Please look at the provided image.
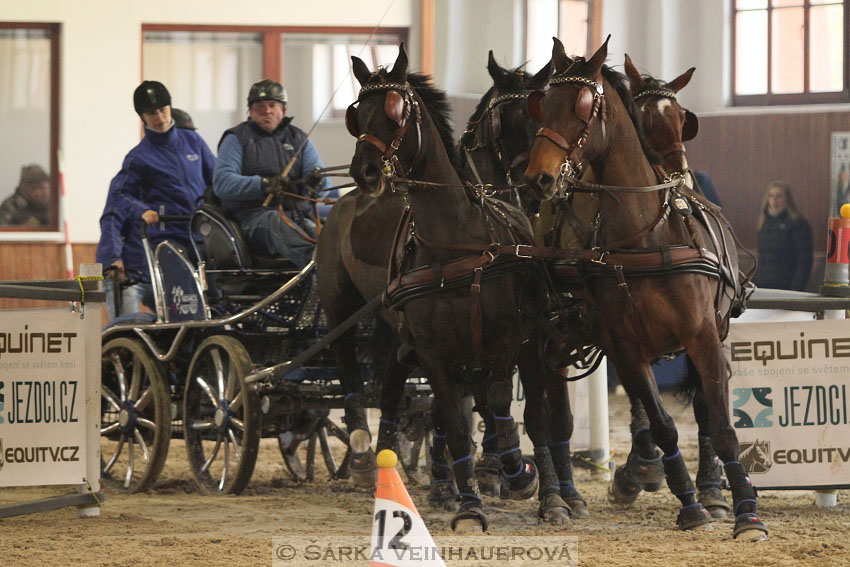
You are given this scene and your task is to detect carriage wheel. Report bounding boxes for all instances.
[279,415,351,481]
[100,337,171,493]
[183,335,260,494]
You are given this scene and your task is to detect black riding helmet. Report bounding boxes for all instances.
[134,80,171,115]
[247,79,287,107]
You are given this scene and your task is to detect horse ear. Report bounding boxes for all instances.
[351,56,372,87]
[487,50,510,83]
[389,43,409,82]
[551,37,572,74]
[623,53,643,96]
[586,35,610,79]
[531,59,552,88]
[667,67,696,94]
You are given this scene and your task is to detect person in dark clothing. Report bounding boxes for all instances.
[752,180,813,291]
[0,164,50,226]
[213,79,329,268]
[96,84,215,319]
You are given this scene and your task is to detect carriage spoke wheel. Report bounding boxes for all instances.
[279,416,351,481]
[100,338,171,493]
[183,335,260,494]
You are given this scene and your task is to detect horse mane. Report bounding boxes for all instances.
[600,65,662,165]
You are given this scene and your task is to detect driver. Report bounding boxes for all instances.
[213,79,329,268]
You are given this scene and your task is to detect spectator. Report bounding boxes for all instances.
[752,180,813,291]
[0,164,50,226]
[213,79,329,268]
[96,84,215,319]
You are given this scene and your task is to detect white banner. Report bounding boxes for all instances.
[0,309,88,486]
[726,318,850,488]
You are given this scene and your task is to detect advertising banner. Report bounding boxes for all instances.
[727,318,850,489]
[0,309,88,486]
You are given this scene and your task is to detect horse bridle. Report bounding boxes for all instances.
[345,81,423,179]
[532,74,606,194]
[633,85,699,159]
[462,91,534,186]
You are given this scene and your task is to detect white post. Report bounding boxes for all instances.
[78,263,102,518]
[587,357,611,480]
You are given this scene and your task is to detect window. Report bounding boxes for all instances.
[526,0,602,72]
[279,33,402,121]
[733,0,848,105]
[0,23,59,232]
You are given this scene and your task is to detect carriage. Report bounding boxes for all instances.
[99,203,433,495]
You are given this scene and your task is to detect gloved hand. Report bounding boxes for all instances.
[305,166,324,188]
[261,174,299,209]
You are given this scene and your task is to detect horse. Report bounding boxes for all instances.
[457,50,588,516]
[342,42,572,530]
[524,37,768,541]
[605,55,732,518]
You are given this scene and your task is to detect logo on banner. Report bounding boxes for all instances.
[170,286,198,315]
[739,439,772,474]
[732,387,773,428]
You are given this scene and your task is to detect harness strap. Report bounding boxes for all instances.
[470,267,483,370]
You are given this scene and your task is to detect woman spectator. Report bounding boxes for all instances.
[753,180,813,291]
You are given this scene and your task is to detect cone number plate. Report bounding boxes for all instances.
[374,509,413,550]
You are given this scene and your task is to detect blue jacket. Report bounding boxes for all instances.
[96,124,216,282]
[213,117,329,220]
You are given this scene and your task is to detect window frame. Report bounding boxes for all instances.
[732,0,850,106]
[0,22,61,234]
[524,0,603,62]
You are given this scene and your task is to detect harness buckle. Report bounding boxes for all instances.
[515,244,533,259]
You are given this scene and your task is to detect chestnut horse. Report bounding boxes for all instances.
[524,37,767,541]
[605,55,732,518]
[329,43,571,530]
[458,50,588,516]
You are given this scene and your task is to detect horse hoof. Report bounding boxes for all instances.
[609,467,642,505]
[628,453,665,491]
[676,504,713,531]
[349,430,377,488]
[539,494,572,525]
[566,498,590,519]
[475,455,501,497]
[428,481,459,511]
[733,513,768,541]
[506,457,539,501]
[699,488,731,519]
[451,506,488,533]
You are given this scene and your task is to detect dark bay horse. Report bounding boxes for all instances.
[458,50,588,517]
[524,37,767,541]
[606,55,731,518]
[341,43,571,530]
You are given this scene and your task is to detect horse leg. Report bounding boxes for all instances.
[518,338,580,522]
[427,405,459,511]
[689,357,731,519]
[685,333,768,541]
[470,380,501,497]
[610,393,665,504]
[611,351,712,531]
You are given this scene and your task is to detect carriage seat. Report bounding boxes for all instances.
[190,203,300,296]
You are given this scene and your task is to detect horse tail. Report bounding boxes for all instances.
[674,354,700,405]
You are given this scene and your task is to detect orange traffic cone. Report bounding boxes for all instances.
[369,449,446,567]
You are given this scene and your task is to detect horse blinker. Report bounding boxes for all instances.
[345,103,360,137]
[527,90,545,122]
[385,90,407,127]
[682,109,699,141]
[575,87,595,123]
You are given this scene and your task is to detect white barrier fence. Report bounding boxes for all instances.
[0,264,102,518]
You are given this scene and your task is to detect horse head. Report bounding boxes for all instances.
[624,54,698,174]
[525,36,610,201]
[346,43,423,197]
